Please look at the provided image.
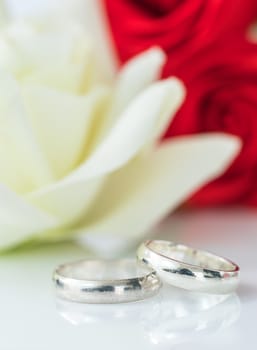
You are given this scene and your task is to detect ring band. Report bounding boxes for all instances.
[137,240,240,294]
[53,259,161,303]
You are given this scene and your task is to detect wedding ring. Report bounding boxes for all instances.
[53,259,161,303]
[137,240,240,294]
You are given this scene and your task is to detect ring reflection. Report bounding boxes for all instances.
[56,286,240,347]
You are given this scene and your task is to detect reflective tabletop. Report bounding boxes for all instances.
[1,208,257,350]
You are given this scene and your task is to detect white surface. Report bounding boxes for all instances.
[1,208,257,350]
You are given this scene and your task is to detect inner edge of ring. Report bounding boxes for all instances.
[54,259,159,285]
[145,240,239,273]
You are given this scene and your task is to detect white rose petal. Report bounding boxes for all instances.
[77,134,240,242]
[110,47,166,117]
[0,184,58,248]
[22,84,108,179]
[27,78,184,221]
[0,70,54,193]
[28,177,105,223]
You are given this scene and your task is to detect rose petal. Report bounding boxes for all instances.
[0,184,58,249]
[91,48,168,148]
[67,78,185,182]
[0,21,92,80]
[80,0,117,81]
[0,71,54,192]
[23,61,91,94]
[0,22,69,69]
[22,83,108,179]
[4,0,58,19]
[4,0,116,79]
[76,134,240,242]
[110,47,166,117]
[148,77,185,144]
[28,177,104,223]
[27,79,182,221]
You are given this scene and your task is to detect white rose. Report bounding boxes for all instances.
[0,14,239,250]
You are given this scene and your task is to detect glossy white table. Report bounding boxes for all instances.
[1,208,257,350]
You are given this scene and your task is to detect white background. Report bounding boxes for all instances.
[1,208,257,350]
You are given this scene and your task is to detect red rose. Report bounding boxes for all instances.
[104,0,257,73]
[165,39,257,205]
[104,0,257,205]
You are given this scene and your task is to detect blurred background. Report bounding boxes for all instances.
[104,0,257,207]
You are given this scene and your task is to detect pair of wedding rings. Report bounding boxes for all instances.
[53,240,240,303]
